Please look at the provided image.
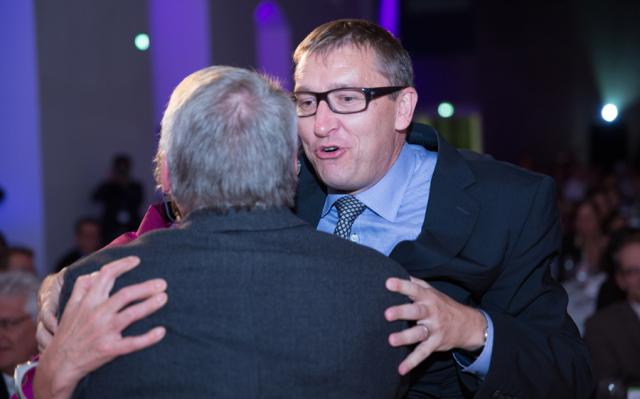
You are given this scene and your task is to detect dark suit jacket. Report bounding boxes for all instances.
[296,123,594,399]
[60,208,410,398]
[584,302,640,386]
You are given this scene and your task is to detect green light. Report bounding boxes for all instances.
[134,33,150,51]
[437,102,455,118]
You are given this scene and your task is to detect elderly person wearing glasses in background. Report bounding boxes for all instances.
[0,272,39,399]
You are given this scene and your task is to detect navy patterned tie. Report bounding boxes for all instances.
[333,195,367,240]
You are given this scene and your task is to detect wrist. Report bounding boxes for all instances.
[462,309,488,352]
[35,348,82,399]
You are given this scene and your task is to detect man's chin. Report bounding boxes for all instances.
[321,177,361,194]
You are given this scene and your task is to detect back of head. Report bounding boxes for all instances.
[158,66,298,214]
[293,18,414,88]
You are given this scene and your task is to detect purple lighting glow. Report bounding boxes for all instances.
[379,0,399,37]
[254,1,284,26]
[254,1,291,89]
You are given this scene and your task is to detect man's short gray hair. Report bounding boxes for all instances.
[0,271,41,320]
[157,66,298,215]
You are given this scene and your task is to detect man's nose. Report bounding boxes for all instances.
[313,100,338,137]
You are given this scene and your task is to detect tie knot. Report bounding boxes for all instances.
[333,195,366,240]
[335,195,366,216]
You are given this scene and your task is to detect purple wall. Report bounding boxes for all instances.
[0,1,46,274]
[150,0,212,126]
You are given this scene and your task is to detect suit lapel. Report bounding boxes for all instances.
[391,124,479,275]
[295,156,327,226]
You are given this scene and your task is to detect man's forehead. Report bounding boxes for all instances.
[294,45,384,90]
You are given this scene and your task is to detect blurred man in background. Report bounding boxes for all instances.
[53,218,101,273]
[585,229,640,392]
[0,271,39,399]
[6,248,36,275]
[92,154,143,243]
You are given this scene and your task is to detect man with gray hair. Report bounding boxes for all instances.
[0,271,39,399]
[33,66,410,399]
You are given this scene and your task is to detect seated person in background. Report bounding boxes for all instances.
[6,248,36,276]
[53,218,102,273]
[584,229,640,390]
[0,271,39,399]
[561,199,609,334]
[33,66,410,399]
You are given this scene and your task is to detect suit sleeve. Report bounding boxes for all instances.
[473,176,594,399]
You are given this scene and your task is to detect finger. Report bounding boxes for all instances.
[105,279,167,314]
[113,326,166,357]
[36,323,53,352]
[398,339,438,376]
[386,277,429,301]
[409,276,431,289]
[40,308,59,335]
[385,302,429,322]
[90,256,142,300]
[65,274,94,312]
[113,292,168,331]
[388,324,431,347]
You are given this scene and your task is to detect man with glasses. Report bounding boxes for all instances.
[290,19,592,398]
[0,271,39,399]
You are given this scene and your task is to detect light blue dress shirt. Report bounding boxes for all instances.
[316,143,493,378]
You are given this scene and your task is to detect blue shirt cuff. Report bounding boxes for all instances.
[452,310,494,379]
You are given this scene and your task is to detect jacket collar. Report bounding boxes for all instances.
[180,207,308,233]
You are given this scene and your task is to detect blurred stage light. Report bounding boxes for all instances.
[134,33,150,51]
[437,102,455,118]
[600,103,618,122]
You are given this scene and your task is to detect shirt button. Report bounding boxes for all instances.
[350,233,359,242]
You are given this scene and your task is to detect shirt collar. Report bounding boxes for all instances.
[320,144,414,222]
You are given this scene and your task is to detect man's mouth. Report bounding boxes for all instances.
[315,145,344,159]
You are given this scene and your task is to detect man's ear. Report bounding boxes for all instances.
[160,157,171,194]
[394,87,418,131]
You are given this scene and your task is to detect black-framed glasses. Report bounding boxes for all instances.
[292,86,407,117]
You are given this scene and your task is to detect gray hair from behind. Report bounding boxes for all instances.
[157,66,298,215]
[0,271,41,320]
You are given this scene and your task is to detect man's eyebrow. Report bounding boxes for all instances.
[294,83,360,92]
